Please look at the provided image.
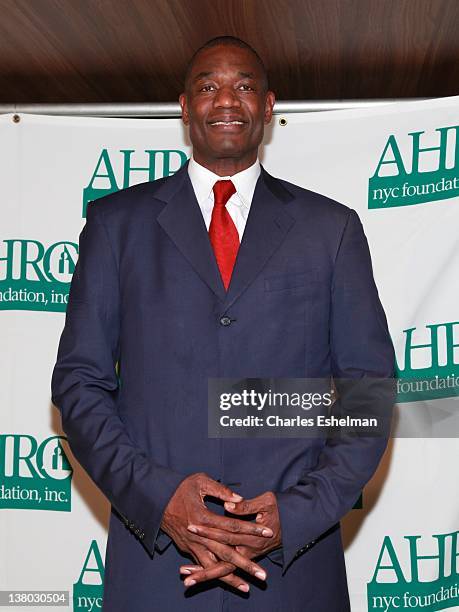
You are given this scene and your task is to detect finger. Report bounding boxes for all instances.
[200,537,267,581]
[197,513,273,537]
[185,543,216,583]
[187,550,249,592]
[224,496,267,515]
[200,477,243,503]
[180,564,203,575]
[220,573,250,593]
[186,563,251,593]
[185,560,240,584]
[187,524,271,545]
[235,545,253,557]
[185,546,249,592]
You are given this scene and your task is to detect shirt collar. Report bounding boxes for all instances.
[188,155,261,208]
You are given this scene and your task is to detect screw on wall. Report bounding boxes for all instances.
[13,114,20,123]
[278,117,288,126]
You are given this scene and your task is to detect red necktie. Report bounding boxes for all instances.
[209,180,239,290]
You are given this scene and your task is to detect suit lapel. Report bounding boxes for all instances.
[155,162,227,301]
[222,166,296,311]
[154,162,296,307]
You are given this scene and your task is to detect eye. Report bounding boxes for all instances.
[200,84,216,92]
[238,83,254,91]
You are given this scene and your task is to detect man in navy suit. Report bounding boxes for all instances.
[51,36,395,611]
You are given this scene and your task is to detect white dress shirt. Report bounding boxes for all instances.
[187,155,261,241]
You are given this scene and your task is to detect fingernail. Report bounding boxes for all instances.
[238,584,250,592]
[256,513,262,521]
[187,525,198,533]
[231,494,243,501]
[180,568,191,574]
[262,528,273,537]
[255,571,266,580]
[225,502,235,510]
[184,578,196,587]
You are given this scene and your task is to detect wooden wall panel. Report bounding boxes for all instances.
[0,0,457,103]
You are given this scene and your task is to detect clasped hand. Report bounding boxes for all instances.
[160,472,282,592]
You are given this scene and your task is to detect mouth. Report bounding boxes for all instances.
[208,119,247,130]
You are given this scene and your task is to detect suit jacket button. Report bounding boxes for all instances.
[220,316,231,326]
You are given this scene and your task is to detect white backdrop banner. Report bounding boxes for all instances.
[1,96,458,611]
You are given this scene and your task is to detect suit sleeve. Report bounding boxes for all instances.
[51,201,188,557]
[273,208,396,573]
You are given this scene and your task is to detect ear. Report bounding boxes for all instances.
[179,93,190,125]
[264,90,276,124]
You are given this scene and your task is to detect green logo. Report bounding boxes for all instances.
[0,434,72,511]
[368,531,459,611]
[0,238,78,312]
[369,126,459,209]
[82,148,188,217]
[73,540,104,611]
[396,321,459,402]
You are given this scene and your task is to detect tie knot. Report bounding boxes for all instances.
[213,180,236,207]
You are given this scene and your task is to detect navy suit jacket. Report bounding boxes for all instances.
[51,161,395,611]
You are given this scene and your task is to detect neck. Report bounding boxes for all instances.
[192,151,258,176]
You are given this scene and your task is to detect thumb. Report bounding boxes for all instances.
[201,476,243,503]
[224,497,263,514]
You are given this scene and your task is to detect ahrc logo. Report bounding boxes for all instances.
[0,239,78,312]
[368,531,459,611]
[369,125,459,209]
[82,148,188,217]
[0,434,73,511]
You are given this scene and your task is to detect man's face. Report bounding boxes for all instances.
[179,45,275,169]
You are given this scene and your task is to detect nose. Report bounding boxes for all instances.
[213,85,241,108]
